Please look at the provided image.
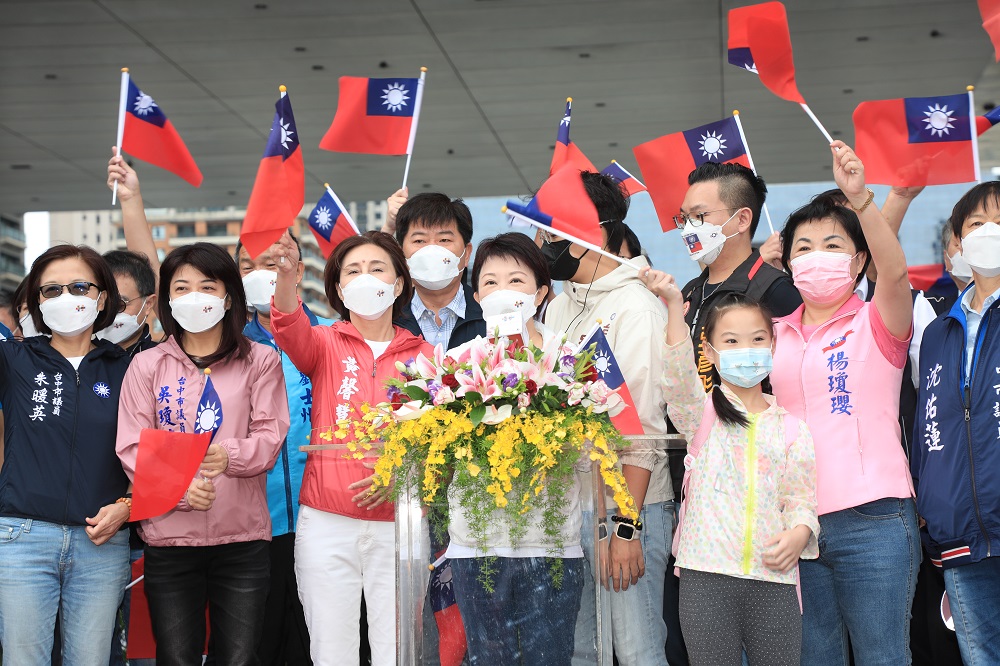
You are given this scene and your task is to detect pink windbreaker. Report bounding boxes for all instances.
[270,298,433,522]
[116,336,290,547]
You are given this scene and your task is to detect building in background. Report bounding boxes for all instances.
[0,213,26,296]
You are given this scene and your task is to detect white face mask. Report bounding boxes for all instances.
[948,252,974,283]
[961,223,1000,278]
[407,244,464,291]
[19,312,42,338]
[479,289,539,325]
[39,293,101,337]
[169,292,227,333]
[681,210,740,266]
[340,274,398,321]
[97,299,149,345]
[242,270,278,314]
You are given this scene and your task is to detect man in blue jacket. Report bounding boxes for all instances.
[913,181,1000,664]
[237,233,332,666]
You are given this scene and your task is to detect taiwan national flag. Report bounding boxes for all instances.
[600,161,647,196]
[504,164,603,248]
[979,0,1000,60]
[240,88,306,259]
[320,76,423,155]
[194,373,223,442]
[579,325,643,435]
[728,2,805,104]
[429,551,467,666]
[121,78,203,187]
[309,186,361,258]
[550,98,596,176]
[130,429,212,522]
[854,93,978,187]
[977,104,1000,135]
[633,116,750,232]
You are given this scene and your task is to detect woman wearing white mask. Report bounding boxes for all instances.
[270,230,433,666]
[769,142,917,666]
[0,244,133,664]
[115,242,289,664]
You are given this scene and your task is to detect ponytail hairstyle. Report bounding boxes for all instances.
[700,292,775,429]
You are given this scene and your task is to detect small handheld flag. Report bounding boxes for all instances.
[130,429,212,522]
[113,69,203,205]
[194,370,224,442]
[854,90,980,187]
[600,161,647,196]
[979,0,1000,61]
[309,184,362,258]
[240,86,306,259]
[551,98,596,176]
[428,550,468,666]
[579,324,643,435]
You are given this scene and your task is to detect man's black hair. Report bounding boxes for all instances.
[687,162,768,237]
[103,250,156,297]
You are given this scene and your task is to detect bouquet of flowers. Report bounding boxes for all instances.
[324,333,639,580]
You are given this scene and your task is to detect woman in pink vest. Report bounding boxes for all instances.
[769,141,917,666]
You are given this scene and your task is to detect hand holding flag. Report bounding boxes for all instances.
[130,429,212,522]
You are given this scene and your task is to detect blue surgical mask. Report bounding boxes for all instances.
[708,345,773,388]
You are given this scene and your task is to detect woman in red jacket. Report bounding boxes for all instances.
[270,230,433,666]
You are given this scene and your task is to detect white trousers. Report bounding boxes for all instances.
[295,505,397,666]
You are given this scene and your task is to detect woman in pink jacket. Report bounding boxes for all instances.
[116,243,289,665]
[769,143,916,665]
[270,230,432,666]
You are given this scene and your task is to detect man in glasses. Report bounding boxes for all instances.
[98,251,159,357]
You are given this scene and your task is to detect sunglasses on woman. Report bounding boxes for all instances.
[38,281,100,299]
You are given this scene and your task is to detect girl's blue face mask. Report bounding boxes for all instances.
[707,344,773,388]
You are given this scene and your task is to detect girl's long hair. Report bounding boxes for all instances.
[701,292,774,429]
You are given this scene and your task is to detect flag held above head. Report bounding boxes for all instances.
[551,97,597,176]
[633,115,751,233]
[309,184,362,258]
[320,73,425,156]
[118,74,203,188]
[979,0,1000,61]
[130,429,212,522]
[240,86,306,259]
[854,91,979,187]
[504,164,604,248]
[600,160,647,196]
[728,1,804,105]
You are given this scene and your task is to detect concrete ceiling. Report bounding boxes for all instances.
[2,0,999,216]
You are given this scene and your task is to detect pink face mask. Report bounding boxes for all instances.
[790,251,858,305]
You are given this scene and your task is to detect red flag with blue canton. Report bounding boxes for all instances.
[240,89,305,259]
[429,550,467,666]
[130,429,212,522]
[633,116,750,232]
[320,77,420,155]
[728,2,805,104]
[579,325,643,435]
[979,0,1000,60]
[600,161,647,196]
[550,98,596,176]
[121,78,203,187]
[854,93,977,187]
[308,188,361,258]
[505,165,603,248]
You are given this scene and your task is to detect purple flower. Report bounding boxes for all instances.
[426,380,441,399]
[387,385,402,402]
[502,373,519,391]
[560,354,577,369]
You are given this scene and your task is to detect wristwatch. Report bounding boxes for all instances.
[598,519,608,541]
[611,515,643,541]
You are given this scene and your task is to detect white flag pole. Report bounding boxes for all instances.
[732,110,774,235]
[112,67,130,205]
[969,85,982,184]
[324,183,361,235]
[502,206,635,268]
[401,67,427,190]
[799,103,834,145]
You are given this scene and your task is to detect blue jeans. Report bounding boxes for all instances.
[451,556,585,666]
[943,556,1000,665]
[0,518,129,665]
[800,497,920,666]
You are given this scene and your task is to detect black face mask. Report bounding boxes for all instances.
[541,239,589,282]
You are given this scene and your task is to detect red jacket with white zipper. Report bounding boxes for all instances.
[270,299,433,522]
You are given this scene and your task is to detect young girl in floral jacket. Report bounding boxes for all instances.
[642,273,820,666]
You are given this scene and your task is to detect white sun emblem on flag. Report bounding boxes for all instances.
[923,104,956,137]
[313,206,333,231]
[593,350,613,376]
[698,131,728,160]
[560,114,571,126]
[197,399,222,432]
[278,118,296,150]
[133,93,158,116]
[381,83,410,112]
[745,61,758,73]
[93,382,111,398]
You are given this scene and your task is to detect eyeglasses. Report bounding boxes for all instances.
[118,294,148,313]
[671,208,739,230]
[38,281,99,299]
